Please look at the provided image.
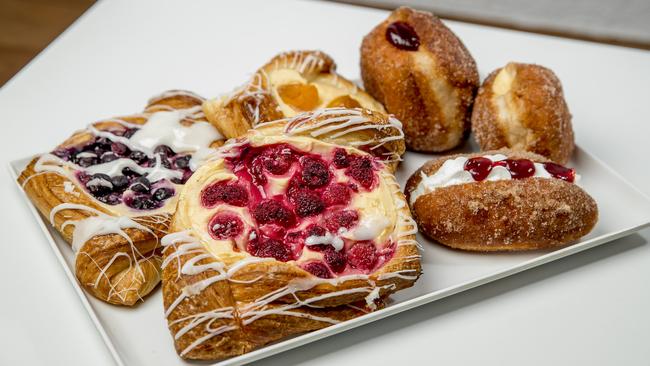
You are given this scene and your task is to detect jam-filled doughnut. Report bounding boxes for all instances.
[472,62,575,164]
[360,6,479,152]
[405,150,598,251]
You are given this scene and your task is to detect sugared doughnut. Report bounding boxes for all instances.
[360,6,479,152]
[405,150,598,251]
[472,62,575,164]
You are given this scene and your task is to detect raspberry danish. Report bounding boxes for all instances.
[18,90,225,305]
[203,50,386,139]
[406,150,598,251]
[161,110,420,359]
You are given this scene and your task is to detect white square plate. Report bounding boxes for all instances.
[9,141,650,365]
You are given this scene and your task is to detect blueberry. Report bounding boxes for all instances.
[174,155,190,169]
[128,195,159,210]
[159,155,172,169]
[123,128,138,138]
[111,142,130,157]
[122,167,141,177]
[154,145,175,157]
[111,175,129,191]
[100,152,118,163]
[130,177,150,193]
[97,192,122,205]
[129,151,147,163]
[76,156,97,168]
[152,187,174,201]
[86,173,113,196]
[53,148,74,161]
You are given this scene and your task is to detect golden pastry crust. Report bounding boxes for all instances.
[204,50,386,139]
[18,91,224,305]
[254,108,405,172]
[405,150,598,251]
[471,62,575,164]
[162,127,420,359]
[361,6,479,152]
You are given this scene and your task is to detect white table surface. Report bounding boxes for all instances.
[0,0,649,365]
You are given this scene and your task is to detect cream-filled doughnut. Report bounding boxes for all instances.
[472,62,575,164]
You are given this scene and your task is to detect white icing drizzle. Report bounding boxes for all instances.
[409,154,569,205]
[305,231,345,251]
[344,215,391,241]
[49,202,159,303]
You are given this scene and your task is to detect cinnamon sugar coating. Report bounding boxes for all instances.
[405,150,598,251]
[361,6,479,152]
[471,62,575,164]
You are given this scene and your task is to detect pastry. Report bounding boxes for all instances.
[161,109,421,359]
[471,62,575,164]
[203,50,386,139]
[405,150,597,251]
[18,90,225,305]
[360,6,479,152]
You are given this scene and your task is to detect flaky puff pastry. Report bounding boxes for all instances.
[203,50,386,139]
[162,111,420,360]
[472,62,575,164]
[405,150,597,251]
[18,90,225,305]
[361,6,479,152]
[254,107,405,172]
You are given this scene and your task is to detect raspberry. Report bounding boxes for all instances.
[259,144,294,175]
[304,224,329,252]
[332,148,350,168]
[324,249,347,273]
[346,156,375,189]
[200,181,249,208]
[325,210,359,231]
[322,183,351,206]
[253,199,296,227]
[208,214,243,240]
[293,189,325,217]
[302,261,332,279]
[247,235,293,262]
[300,156,330,188]
[347,241,377,271]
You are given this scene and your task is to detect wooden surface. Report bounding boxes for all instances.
[0,0,94,86]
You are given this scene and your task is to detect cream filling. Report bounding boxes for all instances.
[492,64,533,149]
[177,135,398,261]
[409,154,573,205]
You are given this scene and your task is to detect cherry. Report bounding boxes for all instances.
[543,162,575,182]
[464,157,493,181]
[302,261,332,279]
[300,156,330,188]
[385,21,420,51]
[200,181,249,208]
[253,199,296,227]
[347,241,377,271]
[322,183,351,206]
[495,159,535,179]
[208,214,243,240]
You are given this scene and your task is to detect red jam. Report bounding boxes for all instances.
[200,143,395,277]
[464,157,575,182]
[543,162,576,182]
[385,21,420,51]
